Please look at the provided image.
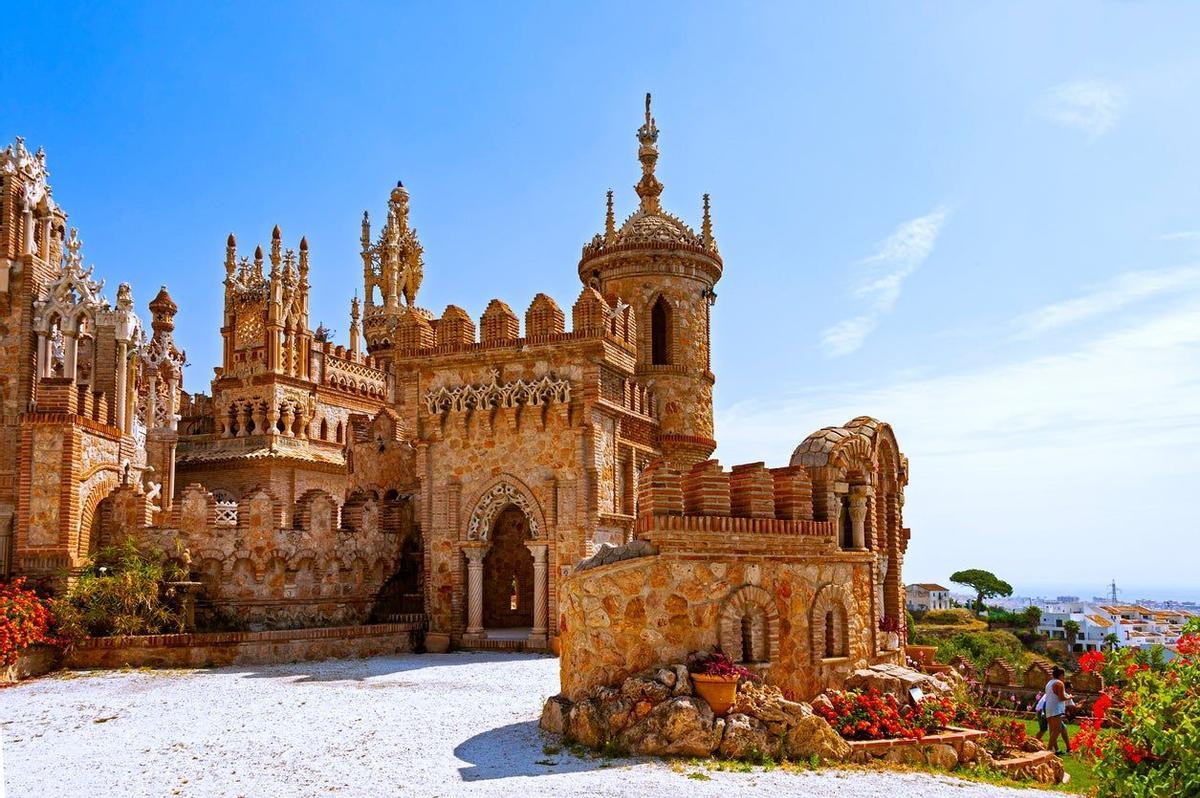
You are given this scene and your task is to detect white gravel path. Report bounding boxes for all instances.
[1,652,1060,798]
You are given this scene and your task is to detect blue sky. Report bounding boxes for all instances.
[5,2,1199,600]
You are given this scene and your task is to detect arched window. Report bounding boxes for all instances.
[651,295,671,365]
[824,610,835,658]
[335,420,344,443]
[319,418,329,440]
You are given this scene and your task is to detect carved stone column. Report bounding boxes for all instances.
[146,371,158,429]
[63,330,78,382]
[849,488,868,551]
[36,332,48,379]
[526,542,549,648]
[462,542,490,642]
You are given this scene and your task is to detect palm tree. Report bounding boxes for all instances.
[1064,619,1081,652]
[1102,633,1120,652]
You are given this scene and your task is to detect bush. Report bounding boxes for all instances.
[0,578,56,666]
[934,630,1029,673]
[51,539,188,641]
[924,608,976,625]
[1071,633,1200,797]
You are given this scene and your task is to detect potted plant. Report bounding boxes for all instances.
[688,651,753,716]
[879,614,901,650]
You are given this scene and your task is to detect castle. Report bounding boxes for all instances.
[0,97,911,691]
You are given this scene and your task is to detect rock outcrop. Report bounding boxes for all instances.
[542,663,850,762]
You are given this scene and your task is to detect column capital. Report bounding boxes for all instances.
[525,542,549,558]
[461,541,490,564]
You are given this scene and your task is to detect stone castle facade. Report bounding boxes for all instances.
[0,97,911,688]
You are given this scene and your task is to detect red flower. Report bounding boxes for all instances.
[1079,650,1105,674]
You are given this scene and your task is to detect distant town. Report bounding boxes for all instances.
[907,582,1199,656]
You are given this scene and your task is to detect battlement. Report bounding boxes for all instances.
[33,377,117,428]
[376,287,638,359]
[636,458,824,532]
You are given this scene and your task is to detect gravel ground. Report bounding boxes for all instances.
[1,652,1060,798]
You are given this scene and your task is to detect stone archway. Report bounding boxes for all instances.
[482,506,533,630]
[461,478,549,649]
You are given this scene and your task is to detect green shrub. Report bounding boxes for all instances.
[923,608,976,625]
[51,539,188,641]
[934,630,1029,673]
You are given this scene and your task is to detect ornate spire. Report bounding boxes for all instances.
[635,92,663,213]
[389,180,409,229]
[269,225,282,276]
[225,233,237,277]
[604,189,616,241]
[253,244,264,279]
[298,236,309,280]
[701,194,713,247]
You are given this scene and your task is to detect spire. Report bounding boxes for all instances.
[225,233,237,276]
[635,92,663,213]
[298,236,309,279]
[604,189,616,242]
[253,244,264,278]
[269,225,282,276]
[349,294,361,356]
[701,194,713,247]
[389,180,409,229]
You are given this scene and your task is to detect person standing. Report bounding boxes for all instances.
[1044,666,1073,755]
[1033,690,1048,742]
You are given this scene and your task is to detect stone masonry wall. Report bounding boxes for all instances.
[558,551,885,702]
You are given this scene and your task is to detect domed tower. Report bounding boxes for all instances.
[578,95,722,467]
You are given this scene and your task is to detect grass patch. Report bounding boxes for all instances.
[686,771,713,781]
[1016,718,1097,795]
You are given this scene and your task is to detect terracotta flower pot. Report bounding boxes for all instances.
[691,672,739,716]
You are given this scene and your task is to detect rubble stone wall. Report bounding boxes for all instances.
[558,550,893,702]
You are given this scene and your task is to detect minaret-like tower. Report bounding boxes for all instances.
[578,95,723,467]
[361,181,426,366]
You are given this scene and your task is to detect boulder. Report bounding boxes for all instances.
[960,739,979,764]
[782,715,851,762]
[671,664,692,696]
[619,695,722,757]
[1021,737,1047,753]
[717,713,781,760]
[621,674,671,705]
[567,699,607,748]
[924,742,959,770]
[845,663,952,698]
[884,746,926,766]
[654,667,677,689]
[540,695,572,735]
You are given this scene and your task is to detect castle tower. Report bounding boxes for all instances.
[361,181,426,368]
[578,95,723,467]
[141,285,185,509]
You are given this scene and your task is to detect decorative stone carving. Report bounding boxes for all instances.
[424,371,571,415]
[466,481,541,540]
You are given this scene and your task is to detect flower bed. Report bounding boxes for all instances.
[815,686,1064,784]
[0,578,58,682]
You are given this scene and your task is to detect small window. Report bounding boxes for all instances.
[651,296,671,365]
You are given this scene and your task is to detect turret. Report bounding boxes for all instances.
[577,94,723,468]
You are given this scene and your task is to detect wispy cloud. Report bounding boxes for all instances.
[1160,231,1200,242]
[1014,265,1200,337]
[820,206,949,356]
[1042,80,1126,139]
